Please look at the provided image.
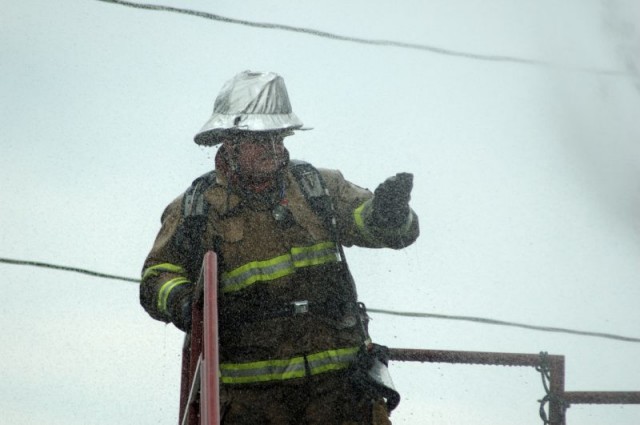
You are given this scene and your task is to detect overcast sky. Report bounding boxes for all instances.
[1,0,639,424]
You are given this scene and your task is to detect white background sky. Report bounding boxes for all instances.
[1,0,639,424]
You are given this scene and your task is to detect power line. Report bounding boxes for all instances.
[0,257,139,283]
[2,256,639,344]
[95,0,629,77]
[368,308,640,344]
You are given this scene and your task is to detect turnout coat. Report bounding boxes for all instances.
[141,162,419,385]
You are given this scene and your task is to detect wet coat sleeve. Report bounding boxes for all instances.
[140,195,195,323]
[319,169,419,249]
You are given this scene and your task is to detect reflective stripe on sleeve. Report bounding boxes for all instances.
[219,346,359,384]
[353,200,377,243]
[142,263,187,281]
[221,242,340,293]
[157,277,190,315]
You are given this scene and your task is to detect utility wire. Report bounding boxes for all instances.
[368,308,640,344]
[95,0,629,77]
[0,257,139,283]
[2,256,639,344]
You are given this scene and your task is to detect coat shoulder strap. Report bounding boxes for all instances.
[182,170,217,219]
[288,159,336,233]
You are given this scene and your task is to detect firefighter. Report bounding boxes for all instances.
[140,70,419,425]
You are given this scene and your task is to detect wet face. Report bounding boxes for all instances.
[220,133,289,187]
[235,135,286,176]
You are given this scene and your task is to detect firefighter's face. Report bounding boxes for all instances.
[233,133,287,178]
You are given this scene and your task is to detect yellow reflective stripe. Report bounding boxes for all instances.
[307,346,359,375]
[221,242,340,293]
[354,202,366,230]
[222,254,295,293]
[142,263,186,281]
[219,346,359,384]
[353,201,377,242]
[157,277,189,315]
[220,356,307,384]
[291,242,339,267]
[354,200,414,241]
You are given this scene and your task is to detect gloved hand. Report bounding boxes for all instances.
[370,172,414,228]
[167,285,193,332]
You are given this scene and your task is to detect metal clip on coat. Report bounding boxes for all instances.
[292,300,310,315]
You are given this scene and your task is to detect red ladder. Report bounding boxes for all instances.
[179,251,220,425]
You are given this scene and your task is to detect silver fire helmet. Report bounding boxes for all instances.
[194,71,309,146]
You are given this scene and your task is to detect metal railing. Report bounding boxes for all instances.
[389,348,640,424]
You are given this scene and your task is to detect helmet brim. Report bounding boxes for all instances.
[194,112,311,146]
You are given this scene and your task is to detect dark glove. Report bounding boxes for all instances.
[370,172,414,228]
[167,285,193,332]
